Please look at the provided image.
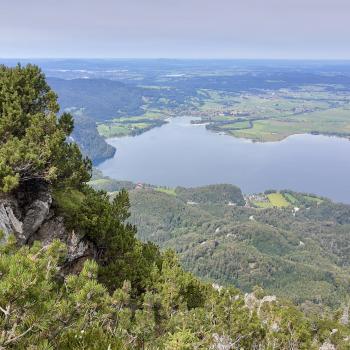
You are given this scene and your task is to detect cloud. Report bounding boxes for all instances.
[1,0,350,58]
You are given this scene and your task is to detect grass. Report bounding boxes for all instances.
[252,192,324,208]
[267,193,290,207]
[155,187,177,196]
[115,111,164,122]
[194,87,350,142]
[97,110,168,138]
[228,106,350,142]
[97,121,156,138]
[252,192,290,208]
[252,200,273,208]
[303,195,324,204]
[218,121,251,130]
[97,124,130,138]
[283,193,298,204]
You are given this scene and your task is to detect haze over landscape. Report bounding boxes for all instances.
[1,1,350,349]
[2,0,350,59]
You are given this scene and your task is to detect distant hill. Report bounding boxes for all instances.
[71,115,116,164]
[46,77,147,163]
[125,185,350,310]
[89,173,350,309]
[48,77,145,120]
[176,184,245,206]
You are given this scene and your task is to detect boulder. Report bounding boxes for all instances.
[319,342,336,350]
[21,192,52,243]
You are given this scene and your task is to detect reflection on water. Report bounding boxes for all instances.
[98,117,350,204]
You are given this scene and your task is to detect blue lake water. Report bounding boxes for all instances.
[98,117,350,204]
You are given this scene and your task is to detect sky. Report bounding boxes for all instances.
[1,0,350,59]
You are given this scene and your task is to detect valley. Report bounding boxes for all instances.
[3,0,350,345]
[3,58,350,324]
[4,59,350,149]
[97,116,350,204]
[88,175,350,311]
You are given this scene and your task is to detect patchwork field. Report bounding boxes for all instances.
[248,191,324,208]
[86,75,350,143]
[191,87,350,142]
[230,106,350,141]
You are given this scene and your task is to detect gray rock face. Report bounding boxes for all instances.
[340,305,349,325]
[0,200,23,242]
[30,215,66,245]
[319,342,336,350]
[21,201,50,243]
[210,334,233,350]
[20,190,52,243]
[67,230,90,261]
[0,187,96,273]
[0,203,13,240]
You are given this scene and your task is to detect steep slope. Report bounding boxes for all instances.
[0,183,97,272]
[128,187,350,309]
[71,114,116,163]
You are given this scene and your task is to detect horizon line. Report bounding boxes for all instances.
[2,57,350,62]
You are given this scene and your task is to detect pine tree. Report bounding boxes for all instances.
[0,64,91,193]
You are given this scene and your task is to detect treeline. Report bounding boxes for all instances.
[128,187,350,311]
[1,64,350,349]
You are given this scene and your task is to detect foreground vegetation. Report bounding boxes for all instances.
[1,64,350,349]
[6,238,350,349]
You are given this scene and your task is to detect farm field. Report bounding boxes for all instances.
[97,111,168,138]
[283,192,298,204]
[267,193,290,207]
[249,191,324,208]
[191,87,350,142]
[230,106,350,141]
[155,187,177,196]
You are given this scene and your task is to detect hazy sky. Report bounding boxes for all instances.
[1,0,350,59]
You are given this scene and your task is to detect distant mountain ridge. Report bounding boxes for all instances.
[48,77,145,120]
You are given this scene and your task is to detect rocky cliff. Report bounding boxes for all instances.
[0,182,96,273]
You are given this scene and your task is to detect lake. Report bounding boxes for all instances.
[98,117,350,204]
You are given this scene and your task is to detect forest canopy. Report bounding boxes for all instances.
[0,64,91,192]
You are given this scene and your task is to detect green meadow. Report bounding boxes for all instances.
[193,87,350,142]
[267,193,290,207]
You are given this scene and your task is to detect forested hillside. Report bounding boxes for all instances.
[48,77,145,120]
[126,186,350,311]
[1,64,350,349]
[71,114,116,163]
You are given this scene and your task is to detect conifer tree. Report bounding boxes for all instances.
[0,64,91,192]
